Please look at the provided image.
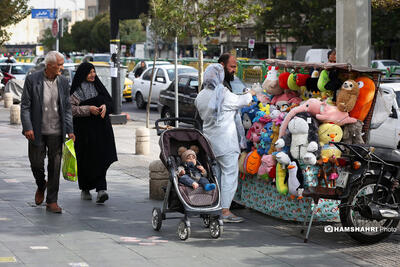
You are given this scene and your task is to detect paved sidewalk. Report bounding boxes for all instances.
[0,103,399,267]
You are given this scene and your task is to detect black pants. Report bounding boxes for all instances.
[28,135,62,203]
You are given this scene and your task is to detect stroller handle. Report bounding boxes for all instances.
[155,117,203,135]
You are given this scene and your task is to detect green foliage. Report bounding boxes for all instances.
[120,20,146,45]
[0,0,30,45]
[257,0,336,47]
[90,14,110,52]
[372,0,400,9]
[372,5,400,51]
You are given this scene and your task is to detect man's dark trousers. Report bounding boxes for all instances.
[28,135,63,204]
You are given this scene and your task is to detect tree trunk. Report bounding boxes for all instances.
[198,44,203,92]
[146,39,158,128]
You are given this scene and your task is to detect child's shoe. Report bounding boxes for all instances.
[204,183,216,191]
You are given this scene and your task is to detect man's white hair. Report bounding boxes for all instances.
[44,51,64,65]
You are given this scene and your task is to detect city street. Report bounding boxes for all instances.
[0,103,399,267]
[121,100,160,124]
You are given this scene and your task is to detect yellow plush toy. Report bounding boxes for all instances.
[258,103,270,115]
[318,123,343,159]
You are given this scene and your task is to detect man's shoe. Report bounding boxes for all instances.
[96,190,109,204]
[81,190,92,200]
[35,183,47,205]
[221,213,244,223]
[46,203,62,213]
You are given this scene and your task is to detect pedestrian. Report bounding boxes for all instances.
[5,54,14,63]
[69,62,117,204]
[328,49,336,63]
[195,64,255,223]
[65,54,73,63]
[20,51,75,214]
[218,53,237,91]
[134,61,146,78]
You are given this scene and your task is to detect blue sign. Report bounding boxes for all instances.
[31,9,58,19]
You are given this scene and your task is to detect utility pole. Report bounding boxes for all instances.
[336,0,371,66]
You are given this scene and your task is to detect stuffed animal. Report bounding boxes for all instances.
[317,70,330,92]
[349,77,376,121]
[268,123,280,154]
[318,123,343,159]
[279,98,322,138]
[316,158,329,187]
[252,111,266,123]
[262,66,283,95]
[287,161,304,200]
[324,69,343,102]
[258,102,270,114]
[275,112,320,165]
[279,72,290,90]
[276,162,288,195]
[296,73,310,87]
[287,73,300,91]
[316,101,358,126]
[244,150,262,175]
[306,69,320,92]
[258,154,276,180]
[246,121,265,145]
[238,151,248,178]
[336,80,360,112]
[242,113,253,130]
[257,129,272,155]
[271,91,302,112]
[256,92,271,104]
[342,120,364,144]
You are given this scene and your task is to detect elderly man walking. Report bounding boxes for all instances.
[21,51,75,213]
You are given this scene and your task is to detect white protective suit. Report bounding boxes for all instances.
[195,64,252,208]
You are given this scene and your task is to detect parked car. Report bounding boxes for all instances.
[371,60,400,77]
[131,64,197,109]
[123,77,133,102]
[0,63,35,85]
[82,53,111,64]
[0,57,17,63]
[158,74,247,120]
[26,63,77,85]
[305,49,330,63]
[127,60,172,80]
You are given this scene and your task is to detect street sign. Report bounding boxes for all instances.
[121,45,126,53]
[248,39,255,49]
[31,9,58,19]
[51,20,58,38]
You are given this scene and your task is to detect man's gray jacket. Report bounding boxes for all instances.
[20,71,73,146]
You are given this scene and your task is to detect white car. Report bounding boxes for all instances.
[368,82,400,149]
[0,63,35,80]
[371,60,400,72]
[127,60,172,80]
[131,64,197,109]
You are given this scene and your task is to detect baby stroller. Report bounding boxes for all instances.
[152,117,223,240]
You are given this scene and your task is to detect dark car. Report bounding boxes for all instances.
[158,73,247,120]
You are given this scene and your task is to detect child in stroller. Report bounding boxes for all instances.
[177,146,216,192]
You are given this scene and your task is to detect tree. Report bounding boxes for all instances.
[120,19,146,46]
[0,0,30,45]
[256,0,336,50]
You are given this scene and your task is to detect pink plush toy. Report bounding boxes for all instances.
[271,91,302,112]
[262,66,283,95]
[246,121,265,144]
[279,98,322,137]
[258,154,276,176]
[256,93,271,104]
[316,102,358,126]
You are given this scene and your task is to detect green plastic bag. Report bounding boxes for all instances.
[62,139,78,182]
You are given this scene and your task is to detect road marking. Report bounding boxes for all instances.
[151,239,168,243]
[0,257,16,262]
[138,242,156,246]
[68,262,89,267]
[30,246,49,250]
[3,179,18,183]
[0,218,10,221]
[120,237,141,242]
[147,236,160,240]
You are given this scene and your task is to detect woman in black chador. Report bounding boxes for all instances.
[70,62,117,204]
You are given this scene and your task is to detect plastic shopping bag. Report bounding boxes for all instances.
[62,139,77,182]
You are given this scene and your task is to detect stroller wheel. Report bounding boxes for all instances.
[177,219,191,240]
[209,219,223,239]
[202,216,210,228]
[152,208,163,231]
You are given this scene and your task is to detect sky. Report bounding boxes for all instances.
[29,0,85,11]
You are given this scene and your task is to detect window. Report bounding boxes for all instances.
[167,67,197,81]
[155,69,166,83]
[0,65,10,73]
[88,6,97,19]
[142,69,153,81]
[189,79,199,90]
[11,65,33,74]
[382,60,400,67]
[178,77,189,87]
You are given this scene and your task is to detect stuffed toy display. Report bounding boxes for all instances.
[317,70,330,92]
[287,161,304,199]
[336,80,360,112]
[342,120,365,144]
[276,162,288,195]
[275,112,320,165]
[296,73,310,87]
[238,151,248,178]
[349,77,376,121]
[262,66,283,95]
[258,154,276,180]
[318,123,343,159]
[246,121,265,145]
[279,72,291,90]
[268,123,280,154]
[324,69,343,102]
[287,73,300,91]
[256,93,271,104]
[244,150,262,175]
[316,101,358,126]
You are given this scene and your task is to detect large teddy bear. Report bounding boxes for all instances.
[275,112,320,165]
[336,80,360,112]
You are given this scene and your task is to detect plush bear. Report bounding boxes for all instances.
[342,120,365,144]
[318,123,343,159]
[275,112,320,165]
[336,80,360,112]
[262,66,283,95]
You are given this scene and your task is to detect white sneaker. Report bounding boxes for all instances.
[96,190,109,204]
